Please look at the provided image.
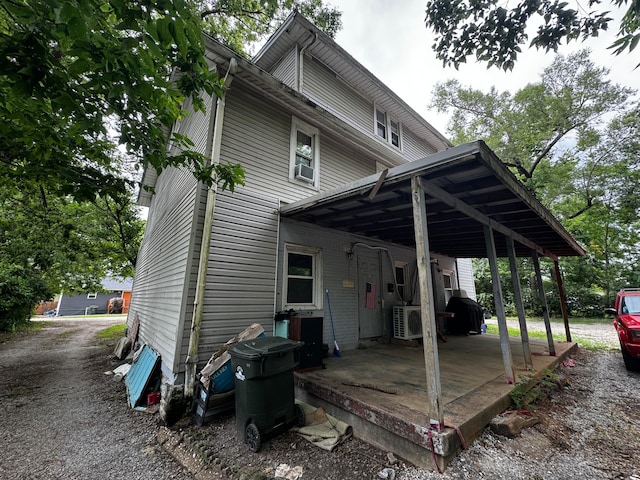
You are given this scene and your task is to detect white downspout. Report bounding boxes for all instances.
[184,58,237,399]
[297,32,317,93]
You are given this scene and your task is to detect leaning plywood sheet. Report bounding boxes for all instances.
[199,323,265,392]
[124,344,159,408]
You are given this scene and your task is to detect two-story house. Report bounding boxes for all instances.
[128,12,584,470]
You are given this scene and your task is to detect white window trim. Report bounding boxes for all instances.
[289,116,320,189]
[394,261,408,301]
[373,105,402,151]
[283,244,323,310]
[87,293,97,299]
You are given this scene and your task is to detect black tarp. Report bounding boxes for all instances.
[445,297,484,335]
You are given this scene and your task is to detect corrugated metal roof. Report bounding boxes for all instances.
[280,141,585,260]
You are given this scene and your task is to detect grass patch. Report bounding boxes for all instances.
[504,316,610,325]
[485,324,614,351]
[97,323,127,341]
[0,320,48,343]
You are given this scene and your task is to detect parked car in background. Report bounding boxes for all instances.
[605,289,640,371]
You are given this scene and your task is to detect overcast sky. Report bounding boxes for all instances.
[331,0,640,135]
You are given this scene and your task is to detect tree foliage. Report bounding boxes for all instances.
[0,0,341,322]
[434,51,640,314]
[200,0,342,55]
[425,0,640,70]
[431,50,633,186]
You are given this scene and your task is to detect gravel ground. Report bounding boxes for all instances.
[1,318,638,480]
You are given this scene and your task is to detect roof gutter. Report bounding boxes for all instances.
[184,57,237,400]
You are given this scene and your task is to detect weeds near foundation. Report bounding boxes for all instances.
[510,369,559,410]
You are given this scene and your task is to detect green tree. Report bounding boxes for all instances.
[0,0,341,325]
[434,51,640,314]
[200,0,342,55]
[431,50,633,187]
[425,0,640,70]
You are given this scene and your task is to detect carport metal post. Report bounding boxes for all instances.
[411,176,444,428]
[506,236,533,370]
[532,250,556,356]
[483,225,516,383]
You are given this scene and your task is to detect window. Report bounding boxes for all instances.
[390,119,400,148]
[290,117,320,187]
[395,261,408,301]
[442,270,454,300]
[284,244,322,309]
[374,107,401,149]
[87,293,97,299]
[376,109,387,139]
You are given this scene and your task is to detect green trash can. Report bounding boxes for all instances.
[230,336,305,452]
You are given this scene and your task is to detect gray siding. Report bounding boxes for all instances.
[456,258,477,301]
[221,87,376,202]
[179,189,280,366]
[128,95,213,381]
[57,291,122,316]
[302,56,373,135]
[402,128,438,161]
[278,219,417,350]
[271,46,298,90]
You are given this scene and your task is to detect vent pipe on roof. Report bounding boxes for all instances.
[184,57,237,400]
[297,31,317,92]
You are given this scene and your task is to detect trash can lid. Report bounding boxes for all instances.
[229,336,301,360]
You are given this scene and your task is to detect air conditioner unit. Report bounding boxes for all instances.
[393,306,423,340]
[295,163,315,183]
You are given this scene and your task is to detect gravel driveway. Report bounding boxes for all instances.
[0,318,638,480]
[0,318,196,480]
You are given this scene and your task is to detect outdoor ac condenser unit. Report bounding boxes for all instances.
[295,163,315,183]
[393,305,423,340]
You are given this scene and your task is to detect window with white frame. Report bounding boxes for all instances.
[375,107,401,149]
[284,244,322,309]
[87,293,97,299]
[290,117,320,187]
[394,261,408,301]
[442,270,454,301]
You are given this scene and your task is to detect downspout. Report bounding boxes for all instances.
[297,32,317,93]
[184,58,237,399]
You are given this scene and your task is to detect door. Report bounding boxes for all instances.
[357,251,383,339]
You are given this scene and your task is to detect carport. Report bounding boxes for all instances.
[281,140,585,470]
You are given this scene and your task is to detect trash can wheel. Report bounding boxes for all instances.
[245,423,261,453]
[294,403,306,428]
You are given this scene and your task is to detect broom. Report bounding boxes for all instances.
[325,289,341,357]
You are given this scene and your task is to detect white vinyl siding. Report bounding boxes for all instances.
[301,56,374,135]
[128,166,202,380]
[271,46,298,90]
[180,189,280,363]
[456,258,478,301]
[401,128,438,161]
[128,94,213,380]
[220,87,376,202]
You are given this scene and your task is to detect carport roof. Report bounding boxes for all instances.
[280,141,585,260]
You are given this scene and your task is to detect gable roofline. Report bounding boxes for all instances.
[253,11,452,151]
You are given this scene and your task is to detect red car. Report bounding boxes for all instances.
[606,289,640,371]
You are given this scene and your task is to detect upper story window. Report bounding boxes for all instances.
[375,107,401,150]
[290,117,320,188]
